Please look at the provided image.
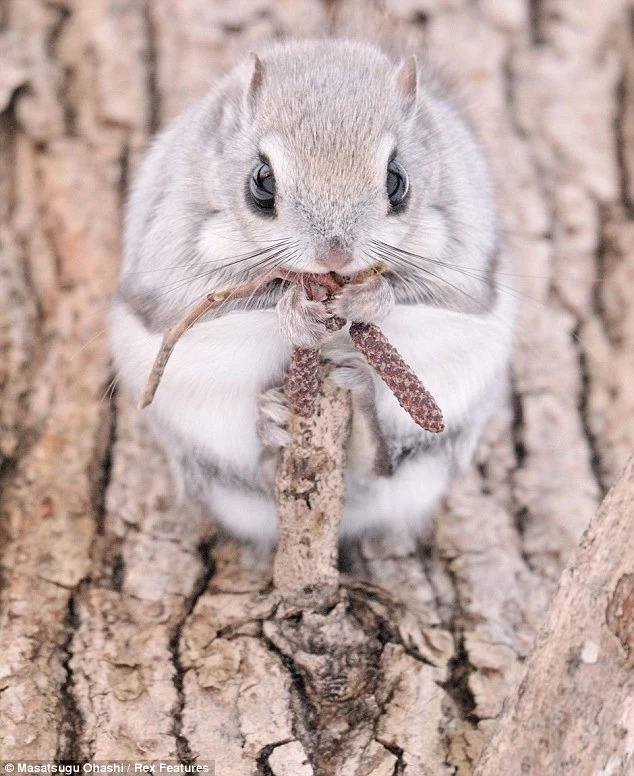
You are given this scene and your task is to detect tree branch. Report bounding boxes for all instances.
[273,364,351,609]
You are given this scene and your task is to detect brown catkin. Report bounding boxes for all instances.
[285,315,347,418]
[349,322,445,433]
[285,347,322,417]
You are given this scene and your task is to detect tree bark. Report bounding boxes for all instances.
[273,364,351,610]
[474,454,634,775]
[1,0,633,773]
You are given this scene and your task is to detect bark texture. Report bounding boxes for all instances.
[1,0,633,773]
[474,454,634,775]
[274,365,351,609]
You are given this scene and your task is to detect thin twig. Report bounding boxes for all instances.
[138,269,283,409]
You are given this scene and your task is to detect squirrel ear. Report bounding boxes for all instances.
[395,55,418,107]
[246,52,265,111]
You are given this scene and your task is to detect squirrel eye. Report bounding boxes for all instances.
[250,161,276,211]
[386,158,409,209]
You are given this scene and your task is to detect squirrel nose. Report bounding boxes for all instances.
[315,245,352,271]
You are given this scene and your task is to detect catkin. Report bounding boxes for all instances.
[349,322,445,433]
[285,347,322,417]
[285,316,347,417]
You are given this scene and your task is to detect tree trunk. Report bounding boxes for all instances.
[1,0,633,773]
[474,454,634,775]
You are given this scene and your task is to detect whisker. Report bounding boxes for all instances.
[372,237,608,282]
[70,242,301,363]
[125,238,297,275]
[146,246,294,305]
[369,241,604,363]
[120,242,298,317]
[156,244,306,327]
[370,244,490,309]
[370,239,564,320]
[366,245,520,345]
[171,255,294,333]
[100,372,121,407]
[360,247,446,308]
[130,240,296,289]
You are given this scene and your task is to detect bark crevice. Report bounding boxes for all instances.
[169,537,217,763]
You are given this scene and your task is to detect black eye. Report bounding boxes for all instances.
[250,161,276,211]
[387,158,409,209]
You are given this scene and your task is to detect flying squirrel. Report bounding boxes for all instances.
[109,38,515,543]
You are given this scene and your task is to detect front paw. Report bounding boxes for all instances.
[277,283,333,347]
[324,344,375,408]
[330,273,394,323]
[257,386,291,449]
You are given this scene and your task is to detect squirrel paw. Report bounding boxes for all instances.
[329,272,394,324]
[256,385,292,449]
[277,283,333,348]
[325,345,375,406]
